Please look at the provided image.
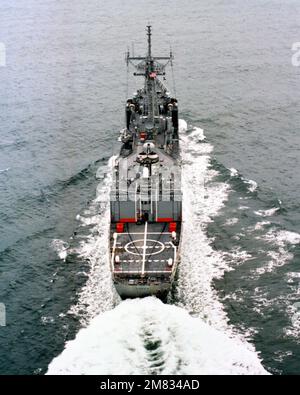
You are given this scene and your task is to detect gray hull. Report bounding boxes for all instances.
[114,282,171,300]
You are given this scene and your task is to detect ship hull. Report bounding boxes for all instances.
[114,282,170,300]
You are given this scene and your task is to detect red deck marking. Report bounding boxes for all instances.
[116,223,124,233]
[169,222,177,232]
[119,218,136,223]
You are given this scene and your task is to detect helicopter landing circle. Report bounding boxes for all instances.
[124,239,165,256]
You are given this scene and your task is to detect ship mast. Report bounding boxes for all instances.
[147,25,152,59]
[126,26,173,79]
[146,26,155,125]
[126,26,174,128]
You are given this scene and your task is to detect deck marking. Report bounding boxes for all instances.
[124,239,165,256]
[135,183,137,222]
[125,232,171,235]
[141,221,148,276]
[170,241,177,272]
[114,270,172,274]
[111,233,118,271]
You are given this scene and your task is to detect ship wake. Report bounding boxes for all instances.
[50,120,268,374]
[68,156,120,325]
[47,298,268,375]
[177,120,233,331]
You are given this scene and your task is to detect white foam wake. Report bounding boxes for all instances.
[229,167,257,192]
[177,120,232,330]
[69,122,233,329]
[189,126,206,142]
[177,120,262,350]
[47,298,268,375]
[267,230,300,246]
[50,239,69,262]
[68,157,120,325]
[230,167,239,177]
[246,179,258,193]
[254,229,300,276]
[50,120,267,374]
[254,207,280,217]
[254,221,270,231]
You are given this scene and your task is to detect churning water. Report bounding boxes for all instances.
[0,0,299,374]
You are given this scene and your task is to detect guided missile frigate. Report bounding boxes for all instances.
[110,26,182,299]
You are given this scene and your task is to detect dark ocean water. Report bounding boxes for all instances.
[0,0,299,374]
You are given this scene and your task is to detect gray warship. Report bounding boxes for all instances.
[110,26,182,299]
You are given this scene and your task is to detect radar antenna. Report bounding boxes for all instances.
[126,26,173,78]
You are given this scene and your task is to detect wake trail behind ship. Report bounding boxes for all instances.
[47,120,268,374]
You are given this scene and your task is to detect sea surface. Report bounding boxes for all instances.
[0,0,299,374]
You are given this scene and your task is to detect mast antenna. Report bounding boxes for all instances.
[146,25,152,58]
